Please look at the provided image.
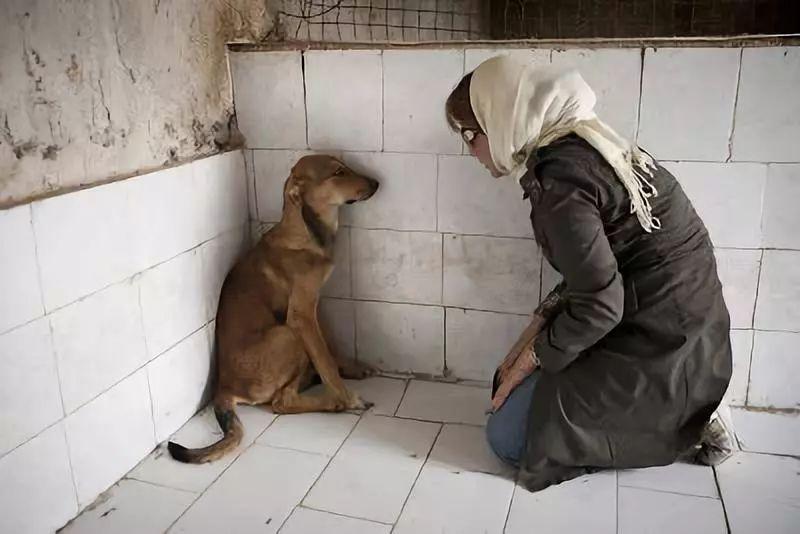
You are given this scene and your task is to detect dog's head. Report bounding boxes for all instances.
[284,155,379,210]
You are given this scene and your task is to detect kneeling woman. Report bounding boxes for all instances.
[445,56,732,491]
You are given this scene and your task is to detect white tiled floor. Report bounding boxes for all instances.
[62,378,800,534]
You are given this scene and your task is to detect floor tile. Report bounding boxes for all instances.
[344,377,407,416]
[394,425,515,534]
[396,381,490,426]
[281,507,391,534]
[128,405,275,493]
[717,452,800,534]
[618,462,719,498]
[618,486,727,534]
[257,412,358,456]
[62,479,195,534]
[170,444,328,534]
[731,408,800,456]
[304,415,440,524]
[505,471,617,534]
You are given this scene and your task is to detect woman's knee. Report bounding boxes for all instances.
[486,412,521,466]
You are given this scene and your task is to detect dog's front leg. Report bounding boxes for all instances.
[287,290,366,409]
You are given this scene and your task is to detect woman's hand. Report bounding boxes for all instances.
[492,344,537,411]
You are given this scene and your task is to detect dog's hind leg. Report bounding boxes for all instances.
[271,374,349,414]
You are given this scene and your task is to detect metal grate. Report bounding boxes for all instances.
[277,0,799,42]
[278,0,488,41]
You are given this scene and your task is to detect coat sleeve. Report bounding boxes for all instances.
[533,164,624,373]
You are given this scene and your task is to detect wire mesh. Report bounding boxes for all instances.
[277,0,799,42]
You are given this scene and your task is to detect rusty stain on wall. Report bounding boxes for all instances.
[0,0,278,208]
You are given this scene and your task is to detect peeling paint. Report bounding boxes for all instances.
[0,0,278,207]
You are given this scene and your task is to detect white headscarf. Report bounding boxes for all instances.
[469,55,661,232]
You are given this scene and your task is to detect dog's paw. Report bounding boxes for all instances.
[338,359,378,380]
[346,392,373,411]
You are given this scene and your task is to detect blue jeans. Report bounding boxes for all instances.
[486,372,539,466]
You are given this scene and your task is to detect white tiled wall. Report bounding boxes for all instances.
[0,150,248,530]
[234,46,800,425]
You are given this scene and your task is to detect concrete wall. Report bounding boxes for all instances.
[0,151,249,532]
[0,0,276,208]
[235,45,800,456]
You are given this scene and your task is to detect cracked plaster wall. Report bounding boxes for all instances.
[0,0,278,208]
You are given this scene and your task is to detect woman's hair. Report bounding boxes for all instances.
[445,72,483,134]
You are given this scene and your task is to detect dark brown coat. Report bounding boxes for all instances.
[519,135,732,491]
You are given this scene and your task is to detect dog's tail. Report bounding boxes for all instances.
[167,400,243,464]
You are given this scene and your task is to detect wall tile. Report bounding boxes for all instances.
[714,249,761,329]
[639,48,740,161]
[0,423,77,534]
[438,156,532,238]
[65,369,155,507]
[755,250,800,331]
[147,328,212,443]
[193,151,248,243]
[464,48,550,72]
[0,205,44,333]
[355,301,444,375]
[731,407,800,456]
[50,279,148,414]
[444,234,540,315]
[341,152,437,231]
[445,308,529,382]
[318,298,355,361]
[321,227,351,298]
[762,164,800,249]
[305,50,382,151]
[200,226,248,322]
[0,318,63,457]
[665,162,765,249]
[253,149,343,223]
[732,47,800,162]
[171,444,328,534]
[725,329,753,406]
[551,48,641,140]
[383,50,463,154]
[33,163,198,311]
[351,228,442,305]
[230,51,306,149]
[139,249,207,359]
[748,331,800,408]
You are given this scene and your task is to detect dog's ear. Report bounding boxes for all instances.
[285,171,306,207]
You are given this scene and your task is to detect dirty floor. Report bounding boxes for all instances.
[62,377,799,534]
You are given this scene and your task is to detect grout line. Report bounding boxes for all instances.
[390,422,444,533]
[635,47,645,144]
[60,420,82,515]
[394,379,412,416]
[144,367,159,446]
[298,504,394,526]
[750,249,765,331]
[376,412,486,428]
[300,51,309,149]
[726,48,744,163]
[320,295,532,319]
[712,467,733,534]
[617,483,722,501]
[744,328,757,409]
[380,50,385,152]
[501,476,517,533]
[250,150,260,222]
[280,411,365,532]
[122,477,199,495]
[27,203,49,318]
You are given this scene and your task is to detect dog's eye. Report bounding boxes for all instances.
[333,167,345,176]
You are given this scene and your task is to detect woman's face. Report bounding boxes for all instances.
[468,133,502,178]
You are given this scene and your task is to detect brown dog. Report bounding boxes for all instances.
[168,155,379,463]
